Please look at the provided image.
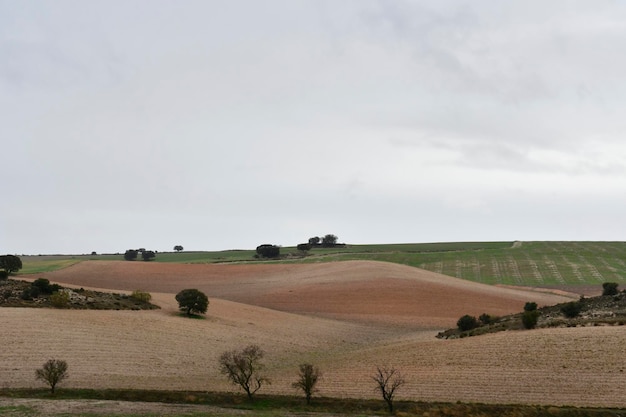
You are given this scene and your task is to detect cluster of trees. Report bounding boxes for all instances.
[123,249,156,261]
[34,348,405,413]
[308,234,342,248]
[0,254,22,279]
[218,344,405,412]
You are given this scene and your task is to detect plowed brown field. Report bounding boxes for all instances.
[2,260,625,407]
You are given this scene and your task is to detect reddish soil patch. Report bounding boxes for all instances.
[36,260,572,329]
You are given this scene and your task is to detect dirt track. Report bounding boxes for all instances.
[2,260,625,408]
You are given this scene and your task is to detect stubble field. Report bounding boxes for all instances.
[2,260,625,408]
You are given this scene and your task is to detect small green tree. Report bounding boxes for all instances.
[35,359,68,394]
[524,302,538,311]
[173,245,184,252]
[124,250,138,261]
[292,363,321,405]
[297,243,312,253]
[372,365,405,414]
[478,313,493,325]
[175,289,209,316]
[522,310,540,329]
[219,344,269,400]
[602,282,619,296]
[321,234,338,247]
[457,314,479,332]
[0,255,22,275]
[256,244,280,258]
[141,250,156,261]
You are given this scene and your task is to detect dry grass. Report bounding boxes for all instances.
[2,260,624,408]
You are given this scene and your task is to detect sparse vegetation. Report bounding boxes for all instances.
[0,279,159,310]
[35,359,68,394]
[49,290,70,308]
[130,290,152,302]
[219,344,269,401]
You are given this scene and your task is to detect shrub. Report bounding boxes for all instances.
[32,278,51,292]
[296,243,312,252]
[602,282,619,296]
[141,250,156,261]
[0,270,8,280]
[522,310,540,329]
[50,291,70,308]
[131,290,152,302]
[561,301,583,318]
[256,244,280,259]
[524,302,538,311]
[479,313,493,325]
[31,278,61,295]
[457,315,479,332]
[124,249,138,261]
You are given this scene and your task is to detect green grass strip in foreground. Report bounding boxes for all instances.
[1,388,626,417]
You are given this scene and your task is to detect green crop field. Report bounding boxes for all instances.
[16,241,626,287]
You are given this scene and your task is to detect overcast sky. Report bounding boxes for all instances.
[2,1,626,255]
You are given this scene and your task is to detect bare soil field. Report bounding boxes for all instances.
[2,260,625,408]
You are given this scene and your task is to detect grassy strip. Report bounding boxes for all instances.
[1,388,625,417]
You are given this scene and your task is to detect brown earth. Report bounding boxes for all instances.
[2,260,625,408]
[35,260,574,328]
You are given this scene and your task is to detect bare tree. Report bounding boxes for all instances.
[35,359,68,394]
[219,344,270,400]
[292,363,321,404]
[372,365,405,414]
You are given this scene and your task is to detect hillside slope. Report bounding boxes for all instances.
[37,260,573,328]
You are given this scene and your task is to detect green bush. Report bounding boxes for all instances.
[131,290,152,302]
[602,282,619,296]
[50,291,70,308]
[524,302,538,311]
[561,301,583,318]
[479,313,493,325]
[0,270,8,280]
[457,315,479,332]
[522,310,540,329]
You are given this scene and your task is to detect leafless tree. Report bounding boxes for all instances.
[372,365,405,413]
[292,363,321,404]
[219,344,270,400]
[35,359,68,394]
